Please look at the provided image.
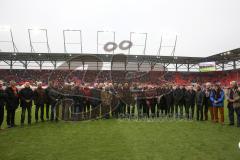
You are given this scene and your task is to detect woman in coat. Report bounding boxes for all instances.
[210,83,225,124]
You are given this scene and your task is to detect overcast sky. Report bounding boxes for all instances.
[0,0,240,57]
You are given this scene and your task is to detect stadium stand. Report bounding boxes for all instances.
[0,69,239,86]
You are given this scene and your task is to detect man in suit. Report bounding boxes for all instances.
[145,86,157,117]
[184,86,196,119]
[116,83,125,115]
[157,86,167,116]
[5,80,19,128]
[83,84,92,119]
[0,80,6,129]
[231,82,240,127]
[48,82,60,122]
[132,84,145,118]
[202,82,212,121]
[91,84,101,118]
[165,85,174,117]
[19,82,34,126]
[173,85,184,118]
[226,81,240,126]
[33,82,46,122]
[122,83,133,115]
[195,85,204,121]
[101,85,112,119]
[44,82,52,120]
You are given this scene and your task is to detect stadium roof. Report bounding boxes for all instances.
[0,48,239,64]
[0,52,202,64]
[202,48,240,63]
[0,48,239,71]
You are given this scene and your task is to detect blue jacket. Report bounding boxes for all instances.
[210,90,224,107]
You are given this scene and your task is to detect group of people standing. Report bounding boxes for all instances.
[0,79,240,130]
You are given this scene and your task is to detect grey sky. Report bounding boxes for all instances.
[0,0,240,57]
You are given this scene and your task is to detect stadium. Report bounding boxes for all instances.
[1,0,240,160]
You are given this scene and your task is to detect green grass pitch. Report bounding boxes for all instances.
[1,103,240,160]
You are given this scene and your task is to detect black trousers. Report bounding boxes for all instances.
[119,100,125,114]
[46,103,50,120]
[112,100,121,117]
[126,104,133,115]
[137,100,146,117]
[83,101,91,119]
[167,103,174,117]
[21,105,32,124]
[6,107,16,127]
[235,107,240,127]
[122,103,131,115]
[196,104,203,121]
[143,104,150,117]
[35,104,44,122]
[157,103,168,116]
[175,103,183,118]
[203,101,210,120]
[91,101,101,119]
[71,103,83,121]
[50,101,58,121]
[111,97,119,118]
[228,103,234,124]
[101,104,110,119]
[150,103,156,116]
[0,105,4,127]
[185,103,195,119]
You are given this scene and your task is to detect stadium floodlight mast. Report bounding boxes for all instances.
[28,28,51,70]
[157,35,178,57]
[28,28,51,53]
[0,25,18,53]
[128,32,147,55]
[97,30,115,54]
[0,25,19,70]
[63,29,83,54]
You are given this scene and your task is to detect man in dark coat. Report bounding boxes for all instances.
[19,82,34,126]
[109,83,118,118]
[48,82,60,122]
[226,81,240,126]
[0,80,6,129]
[180,85,186,117]
[44,83,52,120]
[165,85,174,117]
[83,84,92,119]
[122,83,133,115]
[134,85,146,118]
[202,82,212,121]
[33,82,46,122]
[173,85,184,118]
[90,84,102,119]
[145,86,157,117]
[157,86,167,116]
[184,86,196,119]
[5,80,19,128]
[116,83,125,115]
[72,84,84,120]
[195,85,204,121]
[101,85,112,119]
[60,83,73,121]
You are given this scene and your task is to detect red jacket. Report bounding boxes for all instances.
[83,87,91,101]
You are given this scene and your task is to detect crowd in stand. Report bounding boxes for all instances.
[0,69,239,86]
[0,78,240,130]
